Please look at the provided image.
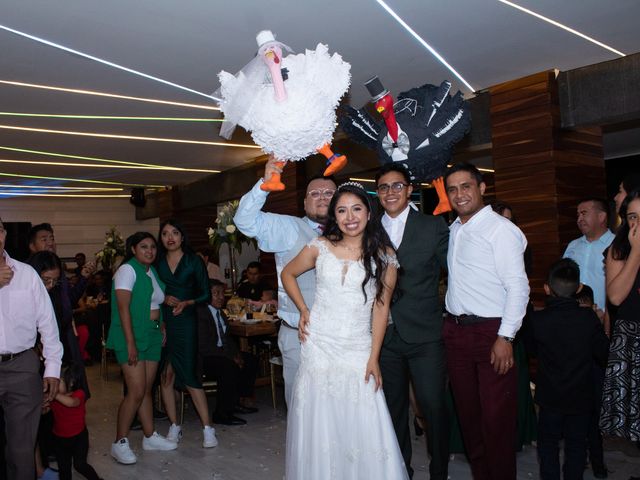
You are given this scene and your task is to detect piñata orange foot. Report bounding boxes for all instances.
[318,144,348,177]
[432,176,452,215]
[260,160,287,192]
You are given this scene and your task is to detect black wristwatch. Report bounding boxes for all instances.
[499,335,515,343]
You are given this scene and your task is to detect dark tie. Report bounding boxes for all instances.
[216,310,226,347]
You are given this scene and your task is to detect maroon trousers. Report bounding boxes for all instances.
[443,318,518,480]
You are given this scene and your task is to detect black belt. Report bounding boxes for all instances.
[0,349,29,363]
[447,313,501,326]
[281,321,298,330]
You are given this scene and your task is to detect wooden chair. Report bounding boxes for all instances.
[179,378,218,424]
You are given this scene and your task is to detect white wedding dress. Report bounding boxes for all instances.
[285,238,409,480]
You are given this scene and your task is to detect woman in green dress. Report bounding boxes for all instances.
[156,219,217,448]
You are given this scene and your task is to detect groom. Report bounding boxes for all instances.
[376,163,450,479]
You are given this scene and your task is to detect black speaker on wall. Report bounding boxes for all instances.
[130,188,146,207]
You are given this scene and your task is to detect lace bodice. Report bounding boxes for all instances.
[306,237,398,343]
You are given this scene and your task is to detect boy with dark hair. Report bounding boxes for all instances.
[526,258,609,480]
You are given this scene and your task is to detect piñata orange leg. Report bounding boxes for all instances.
[432,176,452,215]
[260,160,287,192]
[318,144,347,177]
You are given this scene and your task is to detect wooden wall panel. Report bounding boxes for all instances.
[489,70,606,305]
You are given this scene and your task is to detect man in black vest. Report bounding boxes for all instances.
[376,163,449,479]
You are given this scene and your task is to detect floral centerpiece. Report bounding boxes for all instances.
[208,200,257,289]
[96,226,125,272]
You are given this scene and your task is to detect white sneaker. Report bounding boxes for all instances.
[167,423,183,443]
[202,425,218,448]
[111,437,137,464]
[142,431,178,451]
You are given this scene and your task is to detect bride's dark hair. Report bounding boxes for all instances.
[323,183,395,303]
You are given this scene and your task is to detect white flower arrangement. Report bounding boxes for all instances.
[96,226,125,270]
[208,200,256,255]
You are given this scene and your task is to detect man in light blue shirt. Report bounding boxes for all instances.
[234,158,336,408]
[564,198,614,315]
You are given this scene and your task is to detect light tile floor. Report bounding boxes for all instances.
[81,363,639,479]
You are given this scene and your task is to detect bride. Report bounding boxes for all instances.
[281,182,409,479]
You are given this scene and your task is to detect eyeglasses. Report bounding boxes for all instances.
[307,189,335,200]
[377,182,409,194]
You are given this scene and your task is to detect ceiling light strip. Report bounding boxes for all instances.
[0,25,221,101]
[0,158,219,173]
[0,192,130,198]
[0,125,261,149]
[497,0,625,57]
[0,146,219,172]
[0,171,163,188]
[0,112,221,122]
[0,80,219,111]
[374,0,475,92]
[0,183,121,191]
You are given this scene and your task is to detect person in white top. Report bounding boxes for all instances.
[443,163,530,480]
[0,216,63,480]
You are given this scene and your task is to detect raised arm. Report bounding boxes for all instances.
[234,158,299,253]
[281,242,319,342]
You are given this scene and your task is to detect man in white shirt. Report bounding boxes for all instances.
[443,164,530,480]
[0,216,63,480]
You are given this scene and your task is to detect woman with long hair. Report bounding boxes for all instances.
[107,232,177,465]
[155,219,216,448]
[281,182,408,479]
[600,189,640,444]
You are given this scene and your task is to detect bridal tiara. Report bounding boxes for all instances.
[338,181,365,191]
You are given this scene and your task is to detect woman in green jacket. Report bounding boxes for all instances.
[107,232,177,465]
[156,219,216,448]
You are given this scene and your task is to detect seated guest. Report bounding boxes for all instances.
[525,259,609,480]
[197,280,258,425]
[235,261,271,301]
[197,248,226,283]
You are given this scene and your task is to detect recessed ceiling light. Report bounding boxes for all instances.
[0,124,261,149]
[497,0,625,57]
[374,0,474,92]
[0,24,219,101]
[0,80,219,111]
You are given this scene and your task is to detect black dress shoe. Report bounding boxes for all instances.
[235,404,259,414]
[213,414,247,426]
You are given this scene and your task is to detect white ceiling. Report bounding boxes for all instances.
[0,0,638,194]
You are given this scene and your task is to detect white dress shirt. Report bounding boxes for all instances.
[0,251,63,378]
[445,206,530,338]
[382,204,412,249]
